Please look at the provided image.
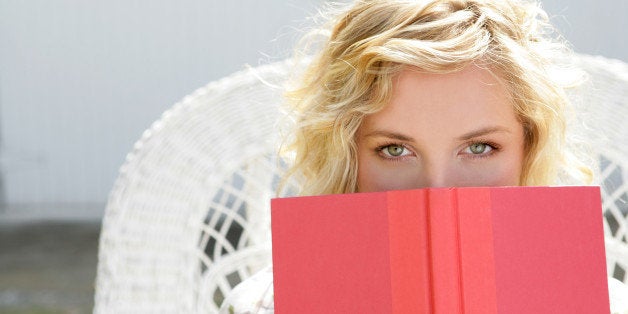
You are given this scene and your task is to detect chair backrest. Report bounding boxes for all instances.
[94,60,295,313]
[94,55,628,313]
[573,55,628,282]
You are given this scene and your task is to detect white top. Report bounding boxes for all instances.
[220,265,628,314]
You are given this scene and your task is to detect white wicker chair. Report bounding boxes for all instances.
[574,55,628,282]
[94,55,628,313]
[94,60,297,313]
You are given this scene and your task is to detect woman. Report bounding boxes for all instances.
[220,0,627,312]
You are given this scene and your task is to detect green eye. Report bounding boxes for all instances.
[386,145,405,156]
[469,143,487,154]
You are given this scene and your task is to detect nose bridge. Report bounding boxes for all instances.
[423,157,453,188]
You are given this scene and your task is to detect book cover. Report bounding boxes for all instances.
[271,186,609,313]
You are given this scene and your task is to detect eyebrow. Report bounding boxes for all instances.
[457,126,510,141]
[361,126,510,142]
[361,130,415,142]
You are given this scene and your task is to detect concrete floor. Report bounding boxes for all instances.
[0,221,100,314]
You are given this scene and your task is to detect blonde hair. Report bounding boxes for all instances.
[283,0,592,196]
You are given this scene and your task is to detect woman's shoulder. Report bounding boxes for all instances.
[219,266,274,314]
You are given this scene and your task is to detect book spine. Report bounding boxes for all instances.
[387,190,431,313]
[456,188,498,314]
[427,189,464,313]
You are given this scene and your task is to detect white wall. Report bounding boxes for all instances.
[0,0,625,220]
[0,0,323,220]
[542,0,627,61]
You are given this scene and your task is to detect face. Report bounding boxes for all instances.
[356,65,525,192]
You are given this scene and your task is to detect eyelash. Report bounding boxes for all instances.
[375,142,414,161]
[460,140,501,159]
[374,141,501,161]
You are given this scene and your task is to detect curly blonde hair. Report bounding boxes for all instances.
[282,0,592,196]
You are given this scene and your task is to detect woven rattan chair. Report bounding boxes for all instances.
[94,60,296,313]
[575,55,628,282]
[94,55,628,313]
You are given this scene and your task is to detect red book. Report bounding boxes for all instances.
[271,186,610,313]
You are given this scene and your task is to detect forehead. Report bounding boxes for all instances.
[361,65,517,137]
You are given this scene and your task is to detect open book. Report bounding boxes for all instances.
[271,186,609,313]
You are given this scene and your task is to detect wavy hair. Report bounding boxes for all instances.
[282,0,592,196]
